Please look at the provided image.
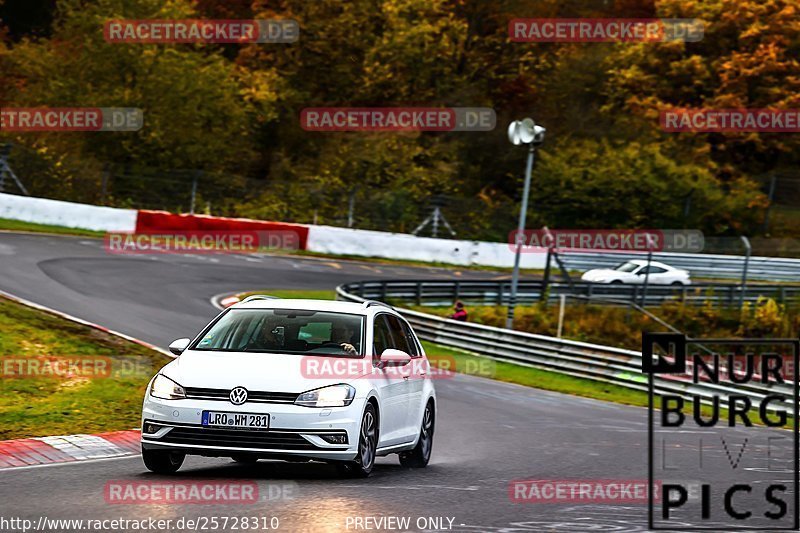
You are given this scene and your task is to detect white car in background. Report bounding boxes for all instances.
[581,260,691,286]
[141,298,436,477]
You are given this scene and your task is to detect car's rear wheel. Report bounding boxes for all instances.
[338,403,377,478]
[399,401,434,468]
[671,281,684,286]
[142,447,185,474]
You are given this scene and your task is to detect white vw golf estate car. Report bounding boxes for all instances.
[141,297,436,477]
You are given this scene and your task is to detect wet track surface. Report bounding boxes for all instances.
[0,232,792,532]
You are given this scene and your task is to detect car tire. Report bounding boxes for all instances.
[399,401,434,468]
[231,455,259,464]
[338,403,377,478]
[671,281,684,286]
[610,280,623,285]
[142,447,185,474]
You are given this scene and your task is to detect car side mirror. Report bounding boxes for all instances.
[168,338,191,356]
[380,348,411,367]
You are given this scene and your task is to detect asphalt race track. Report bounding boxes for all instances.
[0,232,793,532]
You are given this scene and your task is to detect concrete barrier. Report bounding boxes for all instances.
[306,224,546,268]
[0,193,137,232]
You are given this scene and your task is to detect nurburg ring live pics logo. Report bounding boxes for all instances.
[643,332,800,530]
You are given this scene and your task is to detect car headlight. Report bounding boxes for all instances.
[295,384,355,408]
[150,374,186,400]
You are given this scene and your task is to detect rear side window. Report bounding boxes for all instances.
[372,314,393,358]
[385,314,418,356]
[399,319,420,357]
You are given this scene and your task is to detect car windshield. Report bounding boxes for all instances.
[614,262,640,273]
[192,309,364,357]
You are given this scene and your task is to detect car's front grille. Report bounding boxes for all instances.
[184,387,298,404]
[156,426,322,450]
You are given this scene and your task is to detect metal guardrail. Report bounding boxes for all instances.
[336,284,797,409]
[340,279,800,308]
[557,251,800,282]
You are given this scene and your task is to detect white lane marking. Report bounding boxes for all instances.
[0,453,141,473]
[34,435,128,460]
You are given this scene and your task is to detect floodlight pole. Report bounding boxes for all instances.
[505,143,535,329]
[640,233,657,307]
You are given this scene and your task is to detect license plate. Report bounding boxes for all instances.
[202,411,270,429]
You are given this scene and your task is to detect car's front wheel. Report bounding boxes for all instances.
[337,403,377,478]
[399,401,434,468]
[142,447,185,474]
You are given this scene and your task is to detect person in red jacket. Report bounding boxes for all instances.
[449,301,468,321]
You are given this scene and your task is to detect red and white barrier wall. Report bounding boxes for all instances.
[0,193,546,268]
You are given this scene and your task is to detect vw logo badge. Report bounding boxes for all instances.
[229,386,248,405]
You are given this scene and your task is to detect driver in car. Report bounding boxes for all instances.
[331,324,357,355]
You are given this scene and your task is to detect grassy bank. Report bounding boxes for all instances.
[0,217,104,237]
[0,296,168,440]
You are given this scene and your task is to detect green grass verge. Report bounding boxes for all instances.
[420,341,650,406]
[240,289,339,301]
[0,296,169,440]
[0,217,105,238]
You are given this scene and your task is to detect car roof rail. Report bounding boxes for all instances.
[362,299,393,310]
[240,294,276,303]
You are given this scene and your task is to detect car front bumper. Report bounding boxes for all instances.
[141,395,362,461]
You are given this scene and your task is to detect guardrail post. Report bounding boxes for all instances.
[358,282,364,297]
[416,282,422,306]
[497,282,504,305]
[780,286,786,305]
[381,281,387,301]
[739,236,751,311]
[453,281,460,305]
[540,248,552,302]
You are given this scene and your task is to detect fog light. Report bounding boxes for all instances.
[320,434,348,444]
[144,423,161,434]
